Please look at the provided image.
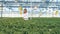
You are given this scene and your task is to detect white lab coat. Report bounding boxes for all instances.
[23,13,28,20]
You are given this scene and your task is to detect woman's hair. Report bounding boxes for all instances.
[24,8,27,14]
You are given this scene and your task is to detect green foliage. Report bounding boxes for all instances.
[0,18,60,34]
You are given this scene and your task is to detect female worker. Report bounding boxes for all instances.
[23,8,28,20]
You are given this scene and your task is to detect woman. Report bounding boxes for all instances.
[23,8,28,20]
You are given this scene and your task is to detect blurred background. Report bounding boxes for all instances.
[0,0,60,17]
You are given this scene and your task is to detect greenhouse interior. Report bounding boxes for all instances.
[0,0,60,17]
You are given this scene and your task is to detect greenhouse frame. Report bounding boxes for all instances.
[0,0,60,17]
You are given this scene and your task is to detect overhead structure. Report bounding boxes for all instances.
[0,0,60,17]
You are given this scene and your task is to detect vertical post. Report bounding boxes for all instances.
[31,0,32,18]
[0,1,3,18]
[30,0,33,19]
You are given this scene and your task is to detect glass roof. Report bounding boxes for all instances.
[0,0,60,17]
